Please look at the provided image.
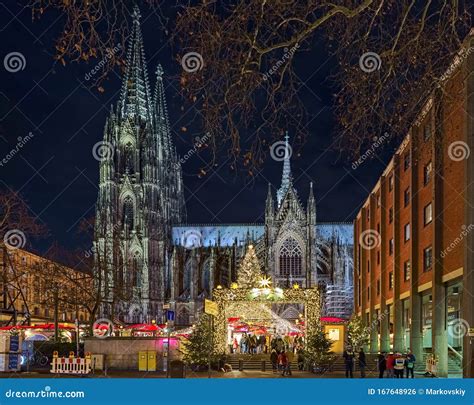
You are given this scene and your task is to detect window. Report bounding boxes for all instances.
[424,161,432,186]
[424,203,433,225]
[377,223,380,233]
[389,239,394,255]
[424,123,432,141]
[367,260,370,273]
[389,175,394,192]
[358,279,361,306]
[389,207,393,223]
[377,279,381,296]
[404,223,411,242]
[377,250,380,265]
[366,207,370,221]
[424,246,433,271]
[389,271,394,290]
[377,194,381,207]
[122,196,134,229]
[404,260,411,281]
[367,286,370,301]
[404,187,410,207]
[404,153,411,171]
[279,237,303,276]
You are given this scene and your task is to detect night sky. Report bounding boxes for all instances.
[0,2,396,253]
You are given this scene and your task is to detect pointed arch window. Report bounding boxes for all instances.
[123,143,134,173]
[131,252,141,287]
[279,237,302,276]
[201,259,211,294]
[122,197,134,230]
[183,260,192,294]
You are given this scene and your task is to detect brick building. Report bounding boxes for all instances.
[354,32,474,377]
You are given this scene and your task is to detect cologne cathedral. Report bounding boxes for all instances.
[94,9,353,326]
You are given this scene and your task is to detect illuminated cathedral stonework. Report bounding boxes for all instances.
[94,9,353,325]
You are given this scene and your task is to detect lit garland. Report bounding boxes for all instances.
[212,284,321,353]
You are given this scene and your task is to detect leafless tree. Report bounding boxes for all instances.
[28,0,473,168]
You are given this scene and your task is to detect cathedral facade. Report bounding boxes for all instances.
[94,9,353,326]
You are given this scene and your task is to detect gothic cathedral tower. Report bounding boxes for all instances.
[94,8,185,323]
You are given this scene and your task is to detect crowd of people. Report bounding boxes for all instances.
[342,348,416,378]
[230,333,304,355]
[377,350,416,378]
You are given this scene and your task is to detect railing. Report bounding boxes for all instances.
[448,344,463,362]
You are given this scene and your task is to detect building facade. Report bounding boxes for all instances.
[353,31,474,377]
[94,8,354,327]
[0,246,92,326]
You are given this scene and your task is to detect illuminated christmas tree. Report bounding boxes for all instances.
[237,245,262,288]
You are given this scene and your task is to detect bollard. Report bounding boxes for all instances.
[239,360,243,371]
[261,360,266,372]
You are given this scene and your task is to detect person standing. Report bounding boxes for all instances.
[386,352,395,378]
[270,349,278,373]
[343,347,355,378]
[393,352,406,378]
[405,350,416,378]
[285,349,294,376]
[378,352,387,378]
[358,348,367,378]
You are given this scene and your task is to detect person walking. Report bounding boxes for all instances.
[270,349,278,373]
[232,337,238,353]
[386,352,395,378]
[405,350,416,378]
[378,352,387,378]
[393,352,406,378]
[343,347,355,378]
[278,351,288,376]
[358,348,367,378]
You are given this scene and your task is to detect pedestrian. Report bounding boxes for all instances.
[343,347,355,378]
[358,348,366,378]
[270,349,278,373]
[285,349,293,376]
[378,352,387,378]
[405,350,416,378]
[233,337,238,354]
[386,352,395,378]
[278,351,288,375]
[393,352,406,378]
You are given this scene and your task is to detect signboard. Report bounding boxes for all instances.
[327,328,340,341]
[167,310,175,321]
[163,304,170,310]
[204,299,218,316]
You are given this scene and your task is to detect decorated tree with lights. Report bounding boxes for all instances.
[181,314,217,369]
[302,324,335,372]
[237,245,262,288]
[347,315,370,350]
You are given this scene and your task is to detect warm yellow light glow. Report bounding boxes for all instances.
[216,285,223,289]
[231,282,239,289]
[258,276,272,288]
[293,283,300,290]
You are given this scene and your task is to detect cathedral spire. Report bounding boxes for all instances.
[276,131,293,207]
[118,6,153,121]
[307,181,316,225]
[265,183,274,218]
[153,63,171,157]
